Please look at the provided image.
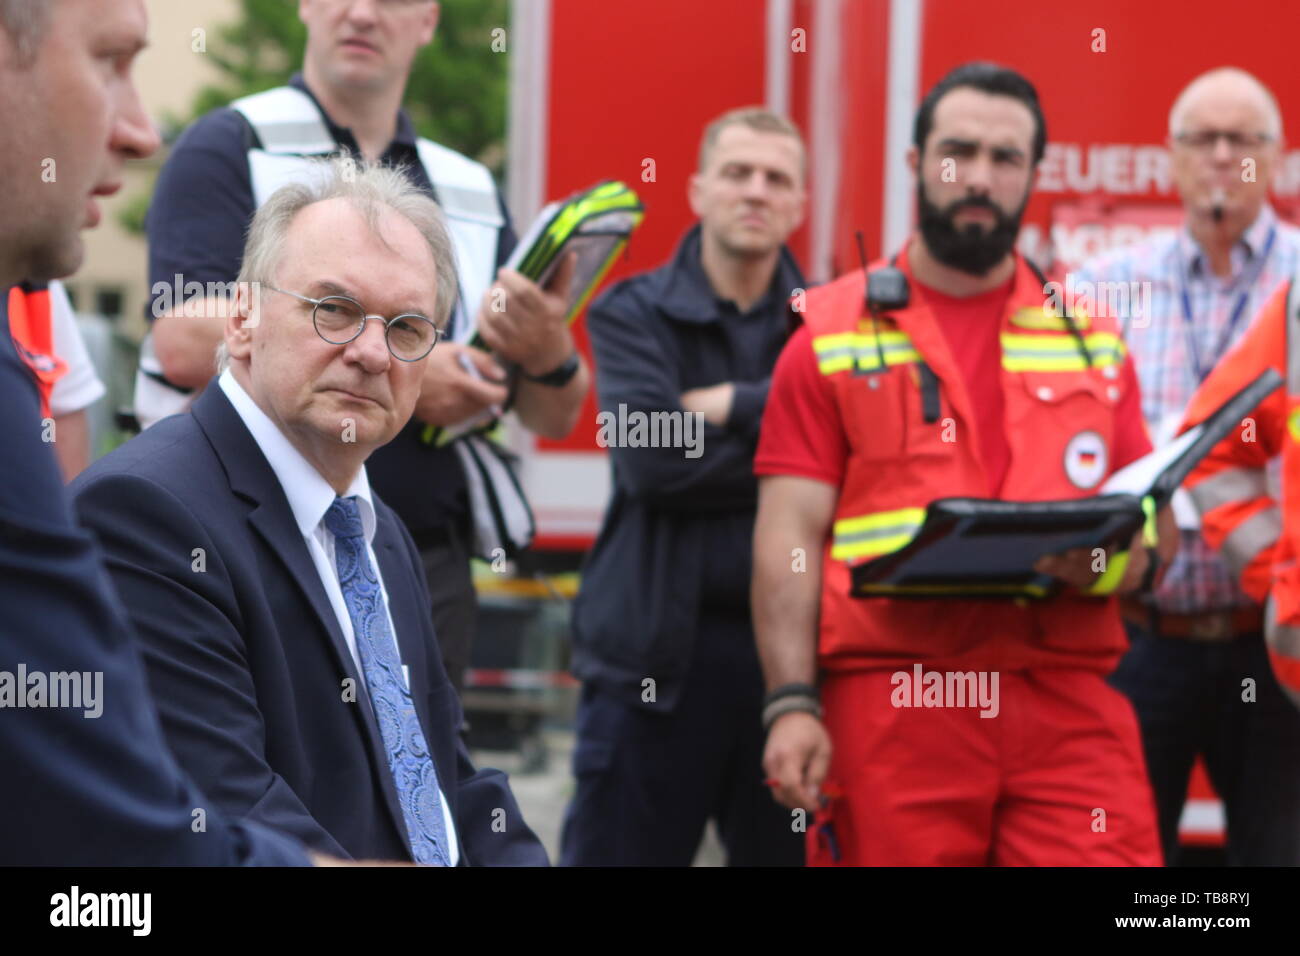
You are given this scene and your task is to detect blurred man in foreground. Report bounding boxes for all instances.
[0,0,309,865]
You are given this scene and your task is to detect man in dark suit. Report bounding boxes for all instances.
[0,0,309,865]
[72,157,547,865]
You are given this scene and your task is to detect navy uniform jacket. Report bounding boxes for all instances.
[70,385,547,865]
[571,225,805,710]
[0,299,306,865]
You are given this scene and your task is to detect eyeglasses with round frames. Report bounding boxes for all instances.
[266,285,442,362]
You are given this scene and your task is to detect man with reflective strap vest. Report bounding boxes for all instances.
[1182,277,1300,711]
[752,63,1176,866]
[141,0,587,696]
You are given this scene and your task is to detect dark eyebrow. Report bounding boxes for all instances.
[936,137,1027,162]
[936,137,980,152]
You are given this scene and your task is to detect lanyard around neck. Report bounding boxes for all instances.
[1179,225,1276,383]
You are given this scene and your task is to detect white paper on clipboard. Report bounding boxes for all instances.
[1098,411,1202,530]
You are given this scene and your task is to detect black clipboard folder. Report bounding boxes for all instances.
[850,369,1282,600]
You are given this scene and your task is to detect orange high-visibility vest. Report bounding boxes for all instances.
[1182,278,1300,704]
[7,284,67,419]
[802,246,1139,674]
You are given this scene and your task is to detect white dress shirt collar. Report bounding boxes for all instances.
[1179,203,1279,282]
[218,369,378,544]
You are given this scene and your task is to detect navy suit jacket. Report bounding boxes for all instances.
[71,384,547,865]
[0,301,306,865]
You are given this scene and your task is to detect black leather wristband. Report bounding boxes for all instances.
[762,695,822,731]
[763,683,820,708]
[521,351,580,387]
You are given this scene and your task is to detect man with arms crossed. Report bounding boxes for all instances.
[564,109,807,866]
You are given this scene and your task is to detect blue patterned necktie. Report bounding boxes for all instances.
[324,495,450,865]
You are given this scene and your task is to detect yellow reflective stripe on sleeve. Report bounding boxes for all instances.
[811,332,858,374]
[1009,306,1092,332]
[1141,494,1158,548]
[1000,331,1126,371]
[812,330,921,376]
[831,507,926,561]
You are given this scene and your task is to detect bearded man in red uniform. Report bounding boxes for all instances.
[752,62,1177,866]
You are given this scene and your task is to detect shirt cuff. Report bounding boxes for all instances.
[726,378,770,434]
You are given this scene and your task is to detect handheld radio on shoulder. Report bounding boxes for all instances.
[858,231,909,314]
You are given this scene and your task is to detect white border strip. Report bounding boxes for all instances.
[882,0,923,258]
[1178,798,1225,836]
[808,0,843,283]
[507,0,551,225]
[504,0,550,461]
[765,0,793,116]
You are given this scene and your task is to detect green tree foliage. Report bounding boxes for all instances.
[186,0,509,168]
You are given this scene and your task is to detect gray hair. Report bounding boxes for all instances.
[1168,67,1284,141]
[217,156,459,373]
[0,0,50,64]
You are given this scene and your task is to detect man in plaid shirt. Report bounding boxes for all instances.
[1076,67,1300,865]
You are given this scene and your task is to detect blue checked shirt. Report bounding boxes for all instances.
[1074,205,1300,614]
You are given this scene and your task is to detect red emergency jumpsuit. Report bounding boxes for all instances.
[756,245,1163,865]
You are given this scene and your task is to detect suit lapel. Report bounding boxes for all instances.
[191,386,413,853]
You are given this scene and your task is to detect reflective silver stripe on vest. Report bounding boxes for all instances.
[415,138,505,344]
[1189,466,1270,513]
[231,87,335,155]
[1221,505,1282,577]
[255,120,335,153]
[1266,597,1300,657]
[435,183,506,224]
[1288,278,1300,394]
[1264,597,1300,708]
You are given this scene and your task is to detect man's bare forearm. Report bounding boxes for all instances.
[52,409,91,481]
[513,358,589,440]
[152,300,229,389]
[751,477,834,691]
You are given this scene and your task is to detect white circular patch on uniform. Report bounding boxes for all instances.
[1064,430,1108,489]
